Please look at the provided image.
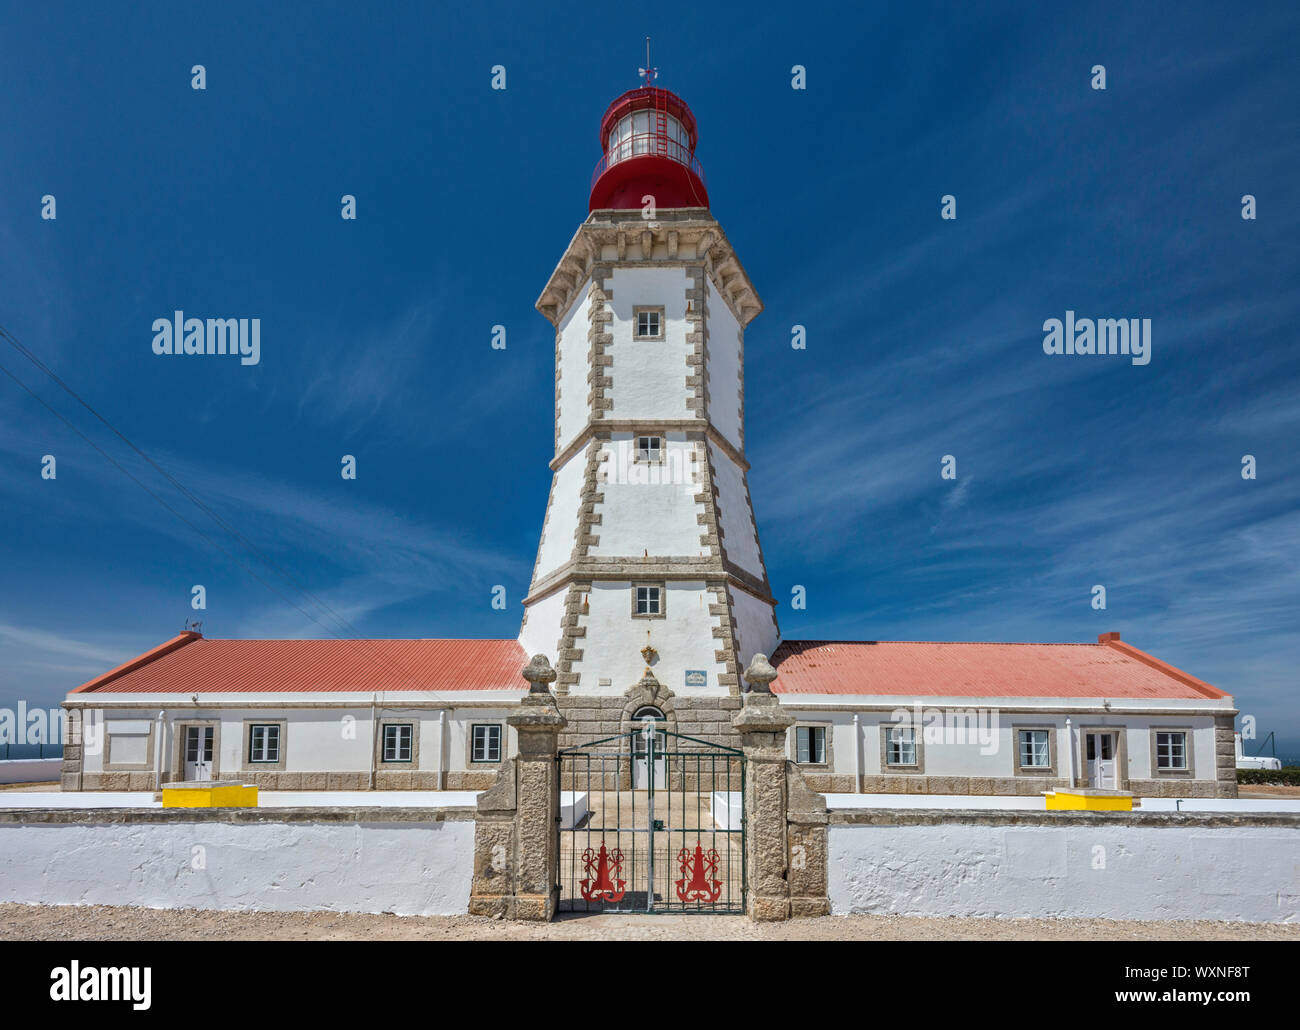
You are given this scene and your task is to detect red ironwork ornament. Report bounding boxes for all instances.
[580,841,627,903]
[675,842,722,903]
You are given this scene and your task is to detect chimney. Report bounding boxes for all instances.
[1098,632,1121,644]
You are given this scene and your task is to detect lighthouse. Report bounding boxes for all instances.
[520,75,778,744]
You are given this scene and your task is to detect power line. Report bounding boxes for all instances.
[0,323,498,696]
[0,356,323,627]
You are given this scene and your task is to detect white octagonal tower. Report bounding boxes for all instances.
[519,80,779,742]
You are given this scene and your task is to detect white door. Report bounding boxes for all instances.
[633,723,666,789]
[1086,732,1116,789]
[184,726,214,781]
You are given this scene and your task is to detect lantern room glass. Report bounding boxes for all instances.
[607,112,692,167]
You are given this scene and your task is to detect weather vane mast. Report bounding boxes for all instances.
[638,35,657,86]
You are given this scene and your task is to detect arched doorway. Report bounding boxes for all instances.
[631,706,666,789]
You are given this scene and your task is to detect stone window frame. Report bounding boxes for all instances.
[793,722,833,770]
[102,722,156,772]
[1150,726,1195,778]
[879,722,924,774]
[377,719,419,766]
[634,434,665,464]
[633,305,665,341]
[242,718,287,771]
[1013,724,1058,777]
[469,722,504,766]
[171,720,221,781]
[631,582,666,619]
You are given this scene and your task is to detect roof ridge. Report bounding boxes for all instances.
[71,632,201,694]
[1101,639,1226,699]
[777,639,1102,647]
[193,637,523,644]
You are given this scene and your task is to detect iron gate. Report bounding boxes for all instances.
[557,726,745,914]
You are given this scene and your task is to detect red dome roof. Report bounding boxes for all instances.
[589,84,709,212]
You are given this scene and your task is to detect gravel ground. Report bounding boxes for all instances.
[1,903,1296,941]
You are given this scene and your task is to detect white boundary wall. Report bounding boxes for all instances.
[0,758,62,784]
[829,818,1300,922]
[0,814,473,916]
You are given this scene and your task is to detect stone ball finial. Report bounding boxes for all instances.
[743,653,778,693]
[522,654,557,694]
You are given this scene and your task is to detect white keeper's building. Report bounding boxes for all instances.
[61,80,1238,800]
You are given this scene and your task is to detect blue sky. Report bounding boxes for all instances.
[1,2,1297,756]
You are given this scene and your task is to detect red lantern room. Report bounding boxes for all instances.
[589,81,709,212]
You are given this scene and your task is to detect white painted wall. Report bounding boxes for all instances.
[704,280,742,450]
[779,707,1222,784]
[0,758,62,784]
[569,580,728,695]
[590,435,707,557]
[709,443,764,578]
[606,266,693,420]
[531,452,585,584]
[82,706,519,779]
[730,587,779,676]
[555,284,591,454]
[828,821,1300,922]
[0,818,473,916]
[519,585,568,665]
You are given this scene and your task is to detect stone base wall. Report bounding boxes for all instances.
[73,770,493,791]
[817,773,1231,798]
[1128,778,1234,799]
[444,771,500,790]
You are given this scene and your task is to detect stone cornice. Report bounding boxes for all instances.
[525,557,775,609]
[536,209,763,329]
[551,420,748,471]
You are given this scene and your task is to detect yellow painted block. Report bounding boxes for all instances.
[162,783,259,808]
[1045,790,1132,811]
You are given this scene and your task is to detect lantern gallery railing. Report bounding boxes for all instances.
[590,133,707,190]
[556,727,745,915]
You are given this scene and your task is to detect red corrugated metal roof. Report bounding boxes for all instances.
[72,635,529,694]
[71,632,1226,701]
[769,637,1227,700]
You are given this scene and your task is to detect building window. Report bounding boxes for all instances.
[1155,731,1188,772]
[471,724,502,764]
[884,725,917,767]
[248,724,281,764]
[1018,729,1050,769]
[634,307,664,340]
[796,725,826,765]
[633,584,664,618]
[383,723,414,763]
[636,436,663,462]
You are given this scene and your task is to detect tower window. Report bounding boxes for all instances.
[633,584,665,618]
[634,307,664,341]
[636,436,663,462]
